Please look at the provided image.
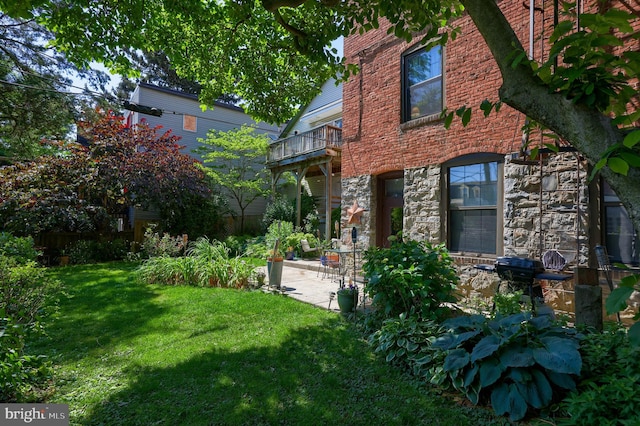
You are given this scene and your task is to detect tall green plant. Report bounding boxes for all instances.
[558,324,640,425]
[362,240,458,321]
[265,221,294,257]
[196,125,270,234]
[0,253,59,402]
[605,270,640,346]
[433,313,582,422]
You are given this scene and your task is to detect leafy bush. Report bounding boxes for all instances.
[492,290,525,317]
[285,232,319,258]
[0,232,40,264]
[0,255,59,401]
[265,221,294,256]
[136,237,255,289]
[556,325,640,425]
[161,192,230,241]
[66,238,130,264]
[0,316,53,402]
[362,239,458,321]
[433,313,583,422]
[262,193,318,232]
[605,270,640,346]
[141,226,187,258]
[262,196,295,229]
[368,313,447,381]
[243,236,269,259]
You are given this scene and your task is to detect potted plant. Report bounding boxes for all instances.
[254,270,266,287]
[285,246,295,260]
[266,248,284,289]
[336,278,358,313]
[58,247,70,266]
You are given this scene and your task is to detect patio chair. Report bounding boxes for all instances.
[300,239,319,256]
[594,245,621,322]
[542,249,567,272]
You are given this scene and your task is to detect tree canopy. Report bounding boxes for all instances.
[0,110,210,235]
[1,0,639,231]
[196,125,270,233]
[0,13,116,159]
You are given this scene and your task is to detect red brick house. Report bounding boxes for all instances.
[340,2,639,315]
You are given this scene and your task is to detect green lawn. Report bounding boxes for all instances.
[32,262,507,425]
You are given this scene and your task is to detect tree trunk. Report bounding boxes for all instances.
[461,0,640,235]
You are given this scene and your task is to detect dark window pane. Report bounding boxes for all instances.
[450,209,497,254]
[449,163,498,207]
[390,207,403,237]
[405,46,442,120]
[385,178,403,198]
[605,206,639,265]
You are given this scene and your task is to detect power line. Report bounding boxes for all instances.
[1,78,280,134]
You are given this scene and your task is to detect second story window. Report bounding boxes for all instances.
[402,45,443,122]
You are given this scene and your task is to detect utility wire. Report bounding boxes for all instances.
[0,78,279,133]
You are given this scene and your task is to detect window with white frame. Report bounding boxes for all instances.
[446,157,502,254]
[602,181,638,265]
[402,45,443,122]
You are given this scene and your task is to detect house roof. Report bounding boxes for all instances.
[137,82,245,113]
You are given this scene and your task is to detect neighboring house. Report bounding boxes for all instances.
[266,77,343,240]
[128,83,281,233]
[341,4,638,315]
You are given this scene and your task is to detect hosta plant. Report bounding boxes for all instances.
[433,313,583,422]
[368,312,447,381]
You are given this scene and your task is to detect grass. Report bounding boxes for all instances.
[31,262,508,425]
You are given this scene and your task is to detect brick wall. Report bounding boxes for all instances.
[343,3,529,178]
[342,1,638,178]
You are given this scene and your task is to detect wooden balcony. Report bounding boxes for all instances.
[266,124,342,172]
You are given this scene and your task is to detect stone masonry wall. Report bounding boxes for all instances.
[404,165,442,245]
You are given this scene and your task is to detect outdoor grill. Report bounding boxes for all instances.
[474,256,573,313]
[494,256,545,299]
[495,256,544,285]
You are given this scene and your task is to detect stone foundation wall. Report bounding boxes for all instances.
[503,152,591,266]
[404,165,442,245]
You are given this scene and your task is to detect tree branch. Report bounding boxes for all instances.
[461,0,640,232]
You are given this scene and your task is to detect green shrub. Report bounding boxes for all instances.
[0,256,58,402]
[262,196,295,229]
[136,237,256,289]
[0,232,40,265]
[65,238,130,264]
[0,316,53,402]
[605,271,640,346]
[556,325,640,425]
[362,240,458,321]
[492,290,525,317]
[141,225,186,258]
[265,221,294,256]
[368,313,447,381]
[244,236,268,259]
[285,232,318,258]
[433,313,583,422]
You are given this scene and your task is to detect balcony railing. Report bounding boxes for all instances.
[267,124,342,164]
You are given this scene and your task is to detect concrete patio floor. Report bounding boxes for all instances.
[257,258,365,313]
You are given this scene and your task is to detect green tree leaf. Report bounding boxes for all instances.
[605,286,634,314]
[607,157,629,175]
